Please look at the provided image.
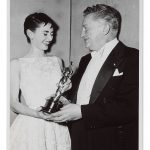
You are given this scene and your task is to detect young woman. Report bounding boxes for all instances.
[10,12,71,150]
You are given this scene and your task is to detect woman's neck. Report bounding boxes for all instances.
[25,46,46,58]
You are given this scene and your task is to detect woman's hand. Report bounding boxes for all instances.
[36,107,50,120]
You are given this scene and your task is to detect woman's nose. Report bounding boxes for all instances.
[81,30,85,38]
[47,34,53,41]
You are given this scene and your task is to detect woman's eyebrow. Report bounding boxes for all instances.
[43,30,53,33]
[43,30,49,33]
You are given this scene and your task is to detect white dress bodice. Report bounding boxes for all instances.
[19,56,62,109]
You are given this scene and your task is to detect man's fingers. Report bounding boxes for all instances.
[45,110,65,120]
[51,111,63,117]
[53,116,66,122]
[61,103,72,109]
[47,115,67,122]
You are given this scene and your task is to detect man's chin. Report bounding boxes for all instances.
[42,46,49,51]
[85,44,90,49]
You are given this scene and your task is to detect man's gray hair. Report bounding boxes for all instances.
[83,4,121,31]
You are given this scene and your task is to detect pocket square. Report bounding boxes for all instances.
[113,69,123,76]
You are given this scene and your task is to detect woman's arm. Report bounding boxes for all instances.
[10,59,47,120]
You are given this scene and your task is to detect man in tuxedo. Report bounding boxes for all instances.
[48,4,139,150]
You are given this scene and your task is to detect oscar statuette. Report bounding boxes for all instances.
[41,67,73,114]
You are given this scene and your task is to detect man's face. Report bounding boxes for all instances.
[31,23,54,51]
[81,14,106,51]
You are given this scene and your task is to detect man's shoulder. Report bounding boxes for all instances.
[119,41,139,58]
[126,46,139,59]
[122,45,139,67]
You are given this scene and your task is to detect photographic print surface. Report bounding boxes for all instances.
[10,0,140,150]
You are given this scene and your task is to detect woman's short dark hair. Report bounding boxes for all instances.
[24,12,58,43]
[83,4,121,32]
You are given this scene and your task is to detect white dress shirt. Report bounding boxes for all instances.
[76,38,119,105]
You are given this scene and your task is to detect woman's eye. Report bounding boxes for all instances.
[44,33,48,36]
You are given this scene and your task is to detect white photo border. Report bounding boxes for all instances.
[1,0,150,150]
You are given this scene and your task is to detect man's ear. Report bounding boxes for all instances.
[103,23,110,35]
[26,29,34,40]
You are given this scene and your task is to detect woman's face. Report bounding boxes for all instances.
[31,23,54,51]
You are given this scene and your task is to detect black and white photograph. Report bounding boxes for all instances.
[9,0,140,150]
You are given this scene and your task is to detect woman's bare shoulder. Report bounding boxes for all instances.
[10,58,20,71]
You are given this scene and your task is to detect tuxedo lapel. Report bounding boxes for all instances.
[89,61,115,104]
[89,42,127,104]
[72,54,91,103]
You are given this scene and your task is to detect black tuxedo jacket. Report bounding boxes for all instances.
[69,42,139,150]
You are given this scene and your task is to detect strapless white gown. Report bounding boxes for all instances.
[10,57,71,150]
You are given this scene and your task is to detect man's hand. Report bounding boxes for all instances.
[45,104,82,122]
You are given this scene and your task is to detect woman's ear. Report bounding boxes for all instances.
[26,29,34,40]
[103,23,110,35]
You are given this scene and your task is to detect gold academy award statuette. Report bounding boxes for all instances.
[41,67,73,114]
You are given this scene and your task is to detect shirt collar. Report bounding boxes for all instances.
[91,38,119,59]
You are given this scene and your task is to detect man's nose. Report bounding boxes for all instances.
[81,30,85,38]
